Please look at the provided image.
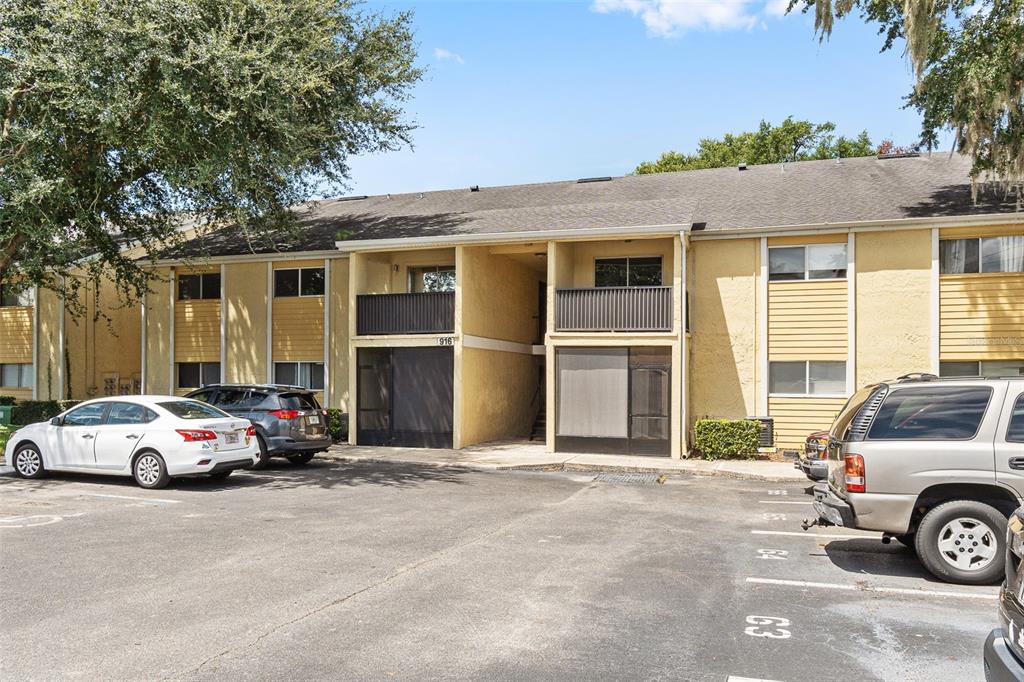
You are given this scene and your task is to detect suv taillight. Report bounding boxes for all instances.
[268,409,300,421]
[845,454,866,493]
[176,428,217,442]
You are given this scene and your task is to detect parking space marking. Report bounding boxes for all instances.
[77,492,181,505]
[757,501,813,505]
[751,530,871,539]
[727,677,784,682]
[0,513,85,528]
[745,577,997,600]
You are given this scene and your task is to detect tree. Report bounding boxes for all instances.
[0,0,421,309]
[635,118,874,174]
[794,0,1024,198]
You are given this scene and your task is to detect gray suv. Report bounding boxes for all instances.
[809,374,1024,585]
[185,384,332,468]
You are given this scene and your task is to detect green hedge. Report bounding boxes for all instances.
[326,409,348,442]
[0,395,17,406]
[0,424,14,455]
[11,400,79,426]
[693,418,760,460]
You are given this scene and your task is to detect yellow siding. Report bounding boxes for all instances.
[940,225,1024,239]
[0,307,32,364]
[768,279,847,360]
[940,272,1024,360]
[174,299,221,362]
[273,296,324,361]
[224,262,268,384]
[769,396,848,450]
[768,233,848,246]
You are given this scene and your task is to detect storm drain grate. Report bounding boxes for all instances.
[592,472,663,485]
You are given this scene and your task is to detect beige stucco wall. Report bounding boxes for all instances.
[224,262,268,384]
[856,229,933,385]
[460,246,541,344]
[459,347,538,448]
[329,258,350,410]
[568,237,674,288]
[352,248,456,295]
[689,238,758,421]
[144,268,173,395]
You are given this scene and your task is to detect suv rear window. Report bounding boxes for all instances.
[158,400,230,420]
[867,387,992,440]
[1009,394,1024,443]
[278,393,321,411]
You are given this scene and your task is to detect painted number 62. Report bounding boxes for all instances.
[744,615,791,639]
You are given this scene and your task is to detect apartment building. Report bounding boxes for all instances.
[5,153,1022,456]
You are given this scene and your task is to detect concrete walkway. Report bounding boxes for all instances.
[324,440,806,482]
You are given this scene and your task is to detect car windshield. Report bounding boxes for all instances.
[279,393,321,410]
[158,400,230,420]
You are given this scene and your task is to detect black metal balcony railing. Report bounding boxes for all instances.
[555,286,673,332]
[356,291,455,335]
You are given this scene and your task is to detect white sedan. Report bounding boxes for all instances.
[5,396,260,489]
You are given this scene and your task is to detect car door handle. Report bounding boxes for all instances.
[1009,457,1024,470]
[125,434,139,439]
[81,434,94,440]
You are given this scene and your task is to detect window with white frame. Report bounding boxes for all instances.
[940,236,1024,274]
[768,244,848,281]
[0,283,34,307]
[0,363,33,388]
[940,360,1024,377]
[594,257,663,287]
[177,273,221,300]
[408,266,456,293]
[274,362,325,390]
[274,267,325,297]
[176,362,221,389]
[769,361,846,395]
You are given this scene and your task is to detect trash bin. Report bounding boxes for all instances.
[0,405,12,425]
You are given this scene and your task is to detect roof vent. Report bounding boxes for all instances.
[470,185,480,192]
[877,151,921,160]
[337,195,368,202]
[577,176,612,184]
[738,162,747,171]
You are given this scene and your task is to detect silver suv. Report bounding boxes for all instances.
[809,374,1024,585]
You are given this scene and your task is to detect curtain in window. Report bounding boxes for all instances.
[940,239,968,274]
[982,236,1024,273]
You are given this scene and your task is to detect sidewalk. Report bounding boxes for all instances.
[324,441,806,482]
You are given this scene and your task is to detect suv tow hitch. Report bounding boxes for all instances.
[800,517,819,531]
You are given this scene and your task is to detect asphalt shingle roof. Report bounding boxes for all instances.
[164,153,1020,258]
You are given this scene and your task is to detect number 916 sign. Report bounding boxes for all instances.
[437,336,454,347]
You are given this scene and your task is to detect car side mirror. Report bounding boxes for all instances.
[50,417,62,426]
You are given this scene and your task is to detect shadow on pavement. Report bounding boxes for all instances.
[821,538,942,582]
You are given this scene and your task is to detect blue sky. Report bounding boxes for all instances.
[340,0,943,197]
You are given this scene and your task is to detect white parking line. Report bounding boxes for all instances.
[758,501,813,505]
[751,530,872,540]
[727,677,783,682]
[77,492,181,505]
[745,577,997,601]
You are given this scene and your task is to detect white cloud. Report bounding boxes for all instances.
[433,48,465,65]
[591,0,790,36]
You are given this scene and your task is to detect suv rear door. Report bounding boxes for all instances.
[278,392,327,440]
[994,380,1024,491]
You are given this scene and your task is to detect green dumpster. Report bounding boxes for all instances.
[0,405,11,425]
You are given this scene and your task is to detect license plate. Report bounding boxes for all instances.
[224,432,239,445]
[307,415,321,425]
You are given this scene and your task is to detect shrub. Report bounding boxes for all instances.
[0,424,13,455]
[326,409,348,442]
[0,395,17,406]
[11,400,79,426]
[693,418,760,460]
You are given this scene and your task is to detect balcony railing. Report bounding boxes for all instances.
[356,291,455,335]
[555,286,673,332]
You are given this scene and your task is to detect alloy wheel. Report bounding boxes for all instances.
[936,517,997,571]
[135,455,161,487]
[15,448,41,477]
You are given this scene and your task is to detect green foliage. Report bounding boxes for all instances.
[11,400,79,426]
[635,118,874,174]
[0,424,13,454]
[0,0,422,312]
[795,0,1024,198]
[326,408,348,442]
[693,419,761,460]
[0,395,17,406]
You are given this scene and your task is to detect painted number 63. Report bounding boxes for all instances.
[744,615,791,639]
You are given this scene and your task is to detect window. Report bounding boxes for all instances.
[769,361,847,395]
[0,363,33,388]
[867,387,992,440]
[0,284,33,307]
[408,266,456,293]
[274,362,325,390]
[176,362,220,389]
[940,236,1024,274]
[594,256,663,287]
[279,392,322,411]
[275,267,325,297]
[940,360,1024,377]
[177,273,221,300]
[106,402,157,425]
[62,402,109,427]
[158,400,230,420]
[768,244,848,281]
[1008,394,1024,443]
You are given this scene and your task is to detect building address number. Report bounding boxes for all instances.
[437,336,454,347]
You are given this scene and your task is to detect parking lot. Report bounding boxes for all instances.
[0,459,998,681]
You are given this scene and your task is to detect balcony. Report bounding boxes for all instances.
[356,291,455,335]
[555,286,673,332]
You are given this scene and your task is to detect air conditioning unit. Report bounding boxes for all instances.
[748,416,775,449]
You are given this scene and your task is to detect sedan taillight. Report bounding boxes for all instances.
[245,425,256,437]
[176,428,217,442]
[268,409,300,421]
[845,454,866,493]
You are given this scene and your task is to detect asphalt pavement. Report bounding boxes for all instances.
[0,459,999,681]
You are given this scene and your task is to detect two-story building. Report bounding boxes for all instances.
[7,153,1022,457]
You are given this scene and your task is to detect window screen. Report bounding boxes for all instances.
[769,362,807,394]
[867,387,992,440]
[556,348,628,438]
[807,244,847,279]
[809,361,846,394]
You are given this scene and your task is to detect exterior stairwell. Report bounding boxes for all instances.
[530,402,546,441]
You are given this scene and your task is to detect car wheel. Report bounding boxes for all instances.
[133,451,170,490]
[13,443,45,479]
[252,435,270,470]
[208,470,232,480]
[287,452,315,465]
[914,500,1005,585]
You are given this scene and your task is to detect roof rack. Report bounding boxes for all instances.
[895,373,939,382]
